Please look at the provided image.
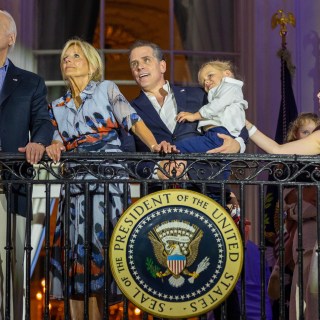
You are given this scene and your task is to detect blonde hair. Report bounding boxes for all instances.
[198,60,237,84]
[286,112,320,142]
[60,38,103,85]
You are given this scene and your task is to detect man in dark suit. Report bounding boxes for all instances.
[128,41,245,155]
[0,10,54,319]
[128,41,245,196]
[128,40,244,320]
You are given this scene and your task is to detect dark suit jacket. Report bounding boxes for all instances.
[130,85,207,151]
[0,60,54,216]
[130,85,230,198]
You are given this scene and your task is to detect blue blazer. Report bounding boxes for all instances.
[0,60,53,152]
[0,60,54,216]
[130,85,207,151]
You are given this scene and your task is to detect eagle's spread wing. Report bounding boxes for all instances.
[288,13,296,27]
[271,12,279,29]
[271,11,295,29]
[186,230,203,267]
[148,233,167,267]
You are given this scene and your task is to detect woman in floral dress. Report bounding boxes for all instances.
[46,38,172,319]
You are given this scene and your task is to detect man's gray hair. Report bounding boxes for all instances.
[0,10,17,49]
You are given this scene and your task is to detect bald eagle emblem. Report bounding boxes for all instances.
[148,220,210,288]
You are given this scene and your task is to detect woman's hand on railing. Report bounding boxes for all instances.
[46,141,66,163]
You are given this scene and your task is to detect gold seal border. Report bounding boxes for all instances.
[110,189,243,318]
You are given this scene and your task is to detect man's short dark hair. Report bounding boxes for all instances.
[129,40,165,61]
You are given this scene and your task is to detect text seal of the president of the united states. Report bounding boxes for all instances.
[109,189,243,318]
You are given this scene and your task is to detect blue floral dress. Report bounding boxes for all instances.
[49,81,140,299]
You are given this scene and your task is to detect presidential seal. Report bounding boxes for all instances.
[109,189,243,318]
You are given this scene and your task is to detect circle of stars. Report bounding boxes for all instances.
[127,206,226,302]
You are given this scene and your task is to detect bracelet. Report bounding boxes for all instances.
[248,125,257,137]
[150,144,156,152]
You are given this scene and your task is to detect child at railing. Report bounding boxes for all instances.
[174,60,248,208]
[252,112,320,319]
[268,113,320,300]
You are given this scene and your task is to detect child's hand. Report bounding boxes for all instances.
[176,111,200,123]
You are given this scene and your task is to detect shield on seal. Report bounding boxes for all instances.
[167,254,186,275]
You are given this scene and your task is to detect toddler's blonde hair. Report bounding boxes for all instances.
[198,60,237,85]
